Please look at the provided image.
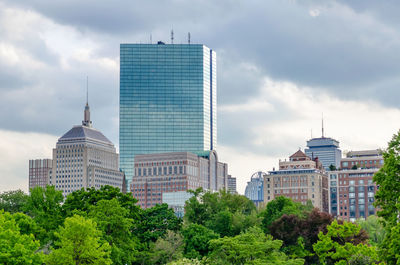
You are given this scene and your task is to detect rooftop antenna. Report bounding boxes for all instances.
[86,76,89,105]
[188,32,191,44]
[311,129,313,139]
[171,29,174,44]
[322,113,324,138]
[150,34,152,44]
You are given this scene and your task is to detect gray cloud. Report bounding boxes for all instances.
[1,0,400,151]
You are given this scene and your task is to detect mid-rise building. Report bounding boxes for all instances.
[305,137,341,170]
[329,149,383,221]
[120,43,217,182]
[29,159,52,191]
[264,150,329,212]
[227,175,237,194]
[245,172,265,206]
[49,102,124,197]
[130,150,227,209]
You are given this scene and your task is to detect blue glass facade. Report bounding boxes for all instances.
[120,43,217,181]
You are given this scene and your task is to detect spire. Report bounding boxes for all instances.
[82,76,92,127]
[322,113,324,138]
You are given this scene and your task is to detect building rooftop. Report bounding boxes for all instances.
[58,125,113,145]
[346,149,382,158]
[306,137,340,148]
[289,149,310,161]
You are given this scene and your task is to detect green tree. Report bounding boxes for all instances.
[24,185,64,244]
[137,203,182,244]
[150,230,184,264]
[185,189,258,236]
[329,164,337,171]
[167,258,201,265]
[373,131,400,264]
[0,210,43,264]
[89,198,139,264]
[313,220,378,265]
[63,185,140,219]
[181,224,218,259]
[206,226,304,265]
[269,208,333,264]
[356,215,386,246]
[0,190,29,213]
[259,196,311,233]
[46,215,112,265]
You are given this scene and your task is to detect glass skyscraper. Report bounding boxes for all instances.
[120,43,217,180]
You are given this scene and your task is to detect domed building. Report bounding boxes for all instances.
[48,102,124,197]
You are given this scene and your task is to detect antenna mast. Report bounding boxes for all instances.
[86,76,89,105]
[150,34,152,44]
[171,29,174,44]
[322,113,324,138]
[188,32,191,44]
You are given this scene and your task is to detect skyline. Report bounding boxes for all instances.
[1,0,400,194]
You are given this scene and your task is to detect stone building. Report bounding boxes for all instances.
[49,102,124,197]
[264,150,329,212]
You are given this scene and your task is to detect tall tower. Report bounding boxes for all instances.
[49,103,124,197]
[119,43,217,181]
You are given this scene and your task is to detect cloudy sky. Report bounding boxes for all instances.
[1,0,400,194]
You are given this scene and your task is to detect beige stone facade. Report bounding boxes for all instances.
[48,104,124,197]
[264,150,329,212]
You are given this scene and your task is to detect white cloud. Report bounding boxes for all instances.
[309,9,320,17]
[219,76,400,194]
[0,130,57,193]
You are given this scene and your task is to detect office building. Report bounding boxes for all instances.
[49,102,124,197]
[329,149,383,221]
[130,150,227,209]
[227,175,237,194]
[120,43,217,181]
[264,150,329,212]
[29,159,52,191]
[305,137,341,170]
[245,171,265,206]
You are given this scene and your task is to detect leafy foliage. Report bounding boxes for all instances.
[63,185,140,219]
[88,198,139,264]
[137,203,182,244]
[356,215,386,246]
[373,131,400,264]
[185,188,258,236]
[23,185,64,244]
[0,210,43,264]
[313,220,377,265]
[182,223,218,259]
[269,208,333,264]
[206,226,304,265]
[150,230,184,264]
[0,190,29,213]
[46,215,112,265]
[259,196,312,233]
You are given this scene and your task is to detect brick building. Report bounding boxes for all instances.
[29,159,52,191]
[328,149,383,221]
[131,150,228,209]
